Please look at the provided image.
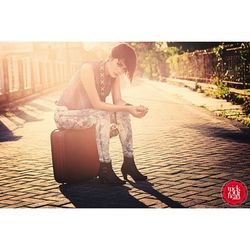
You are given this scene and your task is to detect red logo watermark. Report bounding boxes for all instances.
[222,180,248,206]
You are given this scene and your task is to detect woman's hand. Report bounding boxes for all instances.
[128,105,148,118]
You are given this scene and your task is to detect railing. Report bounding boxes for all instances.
[167,46,250,88]
[0,53,82,107]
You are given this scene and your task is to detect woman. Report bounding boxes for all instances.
[54,43,148,186]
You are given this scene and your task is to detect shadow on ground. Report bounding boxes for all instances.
[27,102,53,112]
[13,109,44,122]
[128,181,184,208]
[59,179,148,208]
[59,178,184,208]
[185,124,250,144]
[0,121,22,142]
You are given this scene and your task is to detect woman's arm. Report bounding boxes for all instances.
[111,76,131,106]
[80,64,130,113]
[111,76,149,118]
[80,64,147,118]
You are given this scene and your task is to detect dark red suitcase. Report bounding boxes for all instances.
[50,126,99,183]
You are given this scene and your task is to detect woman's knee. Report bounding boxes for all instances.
[96,110,111,121]
[116,111,130,122]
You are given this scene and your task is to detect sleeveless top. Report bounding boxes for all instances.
[56,61,115,110]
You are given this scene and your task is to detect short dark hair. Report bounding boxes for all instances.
[111,43,137,82]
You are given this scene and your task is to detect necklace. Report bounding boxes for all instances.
[99,61,105,99]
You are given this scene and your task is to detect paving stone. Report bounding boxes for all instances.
[187,195,218,202]
[0,78,250,208]
[191,204,216,208]
[61,203,76,208]
[181,199,206,207]
[168,196,190,203]
[139,198,159,206]
[171,191,199,198]
[202,199,225,207]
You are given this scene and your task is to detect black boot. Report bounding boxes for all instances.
[99,161,126,186]
[121,157,147,181]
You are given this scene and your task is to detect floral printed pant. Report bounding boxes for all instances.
[54,105,133,163]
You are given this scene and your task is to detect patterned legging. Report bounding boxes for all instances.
[54,106,133,163]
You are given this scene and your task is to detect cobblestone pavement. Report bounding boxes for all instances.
[1,78,250,208]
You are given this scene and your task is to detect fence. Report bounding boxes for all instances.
[166,46,250,88]
[0,53,82,107]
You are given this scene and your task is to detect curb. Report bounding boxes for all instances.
[165,77,250,135]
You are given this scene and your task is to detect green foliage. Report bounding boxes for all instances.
[209,76,230,99]
[212,42,250,84]
[242,118,250,126]
[242,97,250,115]
[167,42,250,85]
[212,45,227,79]
[167,54,178,75]
[212,44,225,61]
[230,93,245,105]
[216,108,250,127]
[239,42,250,61]
[167,52,191,78]
[130,42,249,84]
[129,42,179,79]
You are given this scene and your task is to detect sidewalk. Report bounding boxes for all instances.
[166,77,250,130]
[0,78,250,208]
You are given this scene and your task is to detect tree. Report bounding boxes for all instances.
[128,42,179,79]
[167,42,243,53]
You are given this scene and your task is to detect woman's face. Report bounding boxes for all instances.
[108,58,127,78]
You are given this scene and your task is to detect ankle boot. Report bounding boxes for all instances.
[99,161,126,186]
[121,157,147,181]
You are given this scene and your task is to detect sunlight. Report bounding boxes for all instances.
[0,42,120,103]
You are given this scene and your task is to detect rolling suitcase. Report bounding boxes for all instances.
[50,126,99,183]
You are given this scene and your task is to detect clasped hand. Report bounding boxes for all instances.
[128,105,148,118]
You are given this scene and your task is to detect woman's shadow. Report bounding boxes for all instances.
[59,178,184,208]
[127,180,184,208]
[59,178,147,208]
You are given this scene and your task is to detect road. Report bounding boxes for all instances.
[0,78,250,208]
